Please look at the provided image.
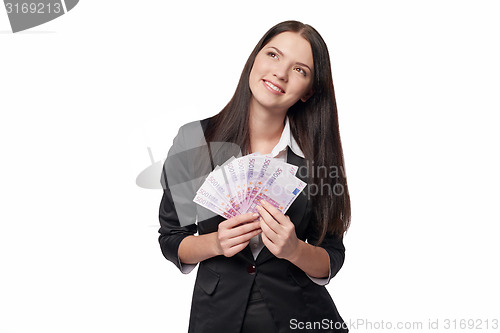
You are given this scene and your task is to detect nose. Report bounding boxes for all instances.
[273,63,288,82]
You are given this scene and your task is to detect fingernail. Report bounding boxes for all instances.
[260,200,266,205]
[256,205,261,210]
[253,213,259,218]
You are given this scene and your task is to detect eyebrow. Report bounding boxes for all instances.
[268,46,313,73]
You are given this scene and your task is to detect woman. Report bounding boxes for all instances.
[159,20,351,333]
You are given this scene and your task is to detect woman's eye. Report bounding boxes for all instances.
[267,52,277,58]
[295,67,306,76]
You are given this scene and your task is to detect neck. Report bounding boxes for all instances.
[248,99,286,154]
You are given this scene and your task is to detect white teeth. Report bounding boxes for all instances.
[265,81,284,93]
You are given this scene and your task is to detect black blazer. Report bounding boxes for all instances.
[158,118,348,333]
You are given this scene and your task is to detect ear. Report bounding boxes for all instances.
[300,89,314,102]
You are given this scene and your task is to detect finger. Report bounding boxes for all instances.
[259,200,290,225]
[235,220,261,232]
[224,220,261,239]
[224,213,260,229]
[224,241,249,257]
[226,228,262,248]
[256,205,280,234]
[261,226,276,249]
[259,216,278,243]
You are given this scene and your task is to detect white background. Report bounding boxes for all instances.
[1,1,499,332]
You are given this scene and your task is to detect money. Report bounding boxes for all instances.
[194,154,306,219]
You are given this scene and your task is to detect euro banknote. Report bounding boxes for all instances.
[193,154,306,219]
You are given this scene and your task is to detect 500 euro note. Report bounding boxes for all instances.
[194,154,307,220]
[246,166,306,214]
[245,155,298,210]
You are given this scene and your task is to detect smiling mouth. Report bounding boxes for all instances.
[263,80,285,93]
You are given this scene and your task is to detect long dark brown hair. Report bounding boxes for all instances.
[204,20,351,244]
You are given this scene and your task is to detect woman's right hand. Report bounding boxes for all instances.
[216,212,262,257]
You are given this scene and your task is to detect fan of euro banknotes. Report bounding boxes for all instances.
[193,153,307,218]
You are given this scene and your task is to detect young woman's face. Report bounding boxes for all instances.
[249,31,314,114]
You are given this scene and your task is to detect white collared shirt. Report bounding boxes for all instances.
[247,117,331,286]
[248,116,304,259]
[181,117,331,285]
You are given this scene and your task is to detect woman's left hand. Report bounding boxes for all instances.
[256,200,301,261]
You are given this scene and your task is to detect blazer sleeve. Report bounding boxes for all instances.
[158,124,199,272]
[304,212,346,284]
